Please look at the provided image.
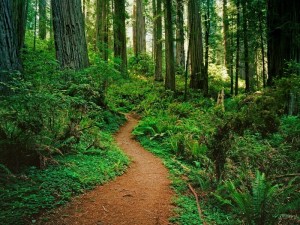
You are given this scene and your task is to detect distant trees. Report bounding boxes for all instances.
[113,0,128,76]
[135,0,146,57]
[96,0,109,61]
[267,0,300,85]
[38,0,47,40]
[153,0,163,81]
[164,0,175,90]
[51,0,89,69]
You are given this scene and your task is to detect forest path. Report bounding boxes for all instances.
[39,114,174,225]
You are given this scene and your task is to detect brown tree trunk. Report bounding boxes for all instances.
[176,0,185,69]
[0,0,21,93]
[96,0,109,61]
[113,0,127,76]
[135,0,146,56]
[204,0,210,92]
[13,0,27,52]
[132,4,137,55]
[188,0,206,94]
[39,0,47,39]
[164,0,175,90]
[235,0,240,95]
[242,0,250,92]
[223,0,232,94]
[51,0,89,69]
[267,0,300,85]
[154,0,163,81]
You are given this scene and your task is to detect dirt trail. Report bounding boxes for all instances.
[39,114,174,225]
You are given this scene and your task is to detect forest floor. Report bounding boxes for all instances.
[37,114,175,225]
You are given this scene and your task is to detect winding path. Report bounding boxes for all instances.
[39,114,174,225]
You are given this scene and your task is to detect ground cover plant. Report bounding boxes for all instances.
[0,38,129,224]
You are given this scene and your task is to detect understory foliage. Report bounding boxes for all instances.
[0,38,129,224]
[107,71,300,224]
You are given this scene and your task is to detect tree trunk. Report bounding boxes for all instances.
[267,0,300,85]
[242,0,250,92]
[164,0,175,90]
[204,0,210,91]
[39,0,47,39]
[154,0,163,81]
[132,4,137,55]
[235,0,240,95]
[258,12,266,88]
[113,0,127,76]
[51,0,89,69]
[135,0,146,56]
[188,0,206,94]
[176,0,185,69]
[223,0,232,94]
[96,0,109,61]
[0,0,21,94]
[13,0,28,52]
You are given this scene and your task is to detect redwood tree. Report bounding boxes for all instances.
[113,0,127,76]
[188,0,206,94]
[51,0,89,69]
[164,0,175,90]
[0,0,21,93]
[135,0,146,56]
[39,0,47,40]
[154,0,163,81]
[267,0,300,85]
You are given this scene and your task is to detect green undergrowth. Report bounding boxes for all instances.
[110,72,299,224]
[138,136,236,225]
[0,143,129,225]
[0,37,130,224]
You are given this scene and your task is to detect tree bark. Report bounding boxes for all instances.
[223,0,232,94]
[13,0,27,52]
[96,0,109,61]
[51,0,89,69]
[176,0,185,69]
[235,0,240,95]
[267,0,300,85]
[39,0,47,39]
[164,0,175,90]
[188,0,206,94]
[113,0,127,76]
[242,0,250,92]
[135,0,146,56]
[0,0,21,94]
[204,0,210,91]
[154,0,163,81]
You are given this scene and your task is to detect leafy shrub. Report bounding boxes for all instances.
[128,53,155,77]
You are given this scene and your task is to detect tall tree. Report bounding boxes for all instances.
[39,0,47,39]
[204,0,211,86]
[113,0,127,76]
[175,0,185,69]
[242,0,250,92]
[96,0,109,60]
[235,0,240,95]
[0,0,21,93]
[51,0,89,69]
[135,0,146,56]
[13,0,28,52]
[223,0,232,94]
[188,0,206,94]
[154,0,163,81]
[267,0,300,85]
[164,0,175,90]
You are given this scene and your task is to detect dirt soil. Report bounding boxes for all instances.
[38,114,175,225]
